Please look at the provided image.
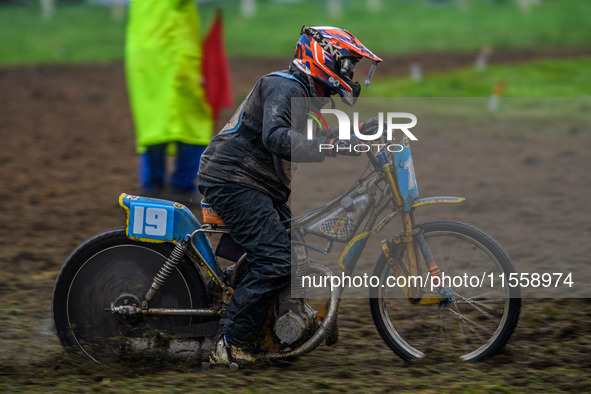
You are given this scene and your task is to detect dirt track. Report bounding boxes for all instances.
[1,51,590,391]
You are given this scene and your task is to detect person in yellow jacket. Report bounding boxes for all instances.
[125,0,213,199]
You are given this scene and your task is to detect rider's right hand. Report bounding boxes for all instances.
[326,137,363,157]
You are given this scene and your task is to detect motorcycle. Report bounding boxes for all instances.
[52,136,521,366]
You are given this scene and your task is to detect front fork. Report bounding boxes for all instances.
[381,161,445,304]
[382,222,447,305]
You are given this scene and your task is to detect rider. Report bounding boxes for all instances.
[198,26,382,366]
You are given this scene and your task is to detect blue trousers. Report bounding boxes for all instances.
[140,143,206,192]
[198,179,292,342]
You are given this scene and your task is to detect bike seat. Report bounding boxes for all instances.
[201,199,225,226]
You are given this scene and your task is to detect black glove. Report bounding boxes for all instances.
[326,136,363,157]
[325,126,340,139]
[359,116,386,142]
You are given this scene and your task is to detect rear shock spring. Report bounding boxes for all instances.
[144,236,190,304]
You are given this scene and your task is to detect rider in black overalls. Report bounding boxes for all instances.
[198,26,381,366]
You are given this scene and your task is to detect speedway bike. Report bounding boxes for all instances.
[52,136,521,365]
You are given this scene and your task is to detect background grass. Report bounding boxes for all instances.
[0,4,126,65]
[369,56,591,97]
[209,0,591,56]
[1,0,591,66]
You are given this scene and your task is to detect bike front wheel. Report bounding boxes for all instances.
[369,220,521,361]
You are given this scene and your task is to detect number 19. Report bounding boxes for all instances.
[133,206,168,236]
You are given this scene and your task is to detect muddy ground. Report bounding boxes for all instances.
[0,51,590,391]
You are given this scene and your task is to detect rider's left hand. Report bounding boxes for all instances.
[359,116,386,141]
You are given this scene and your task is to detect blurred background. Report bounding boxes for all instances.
[1,0,591,96]
[0,0,590,391]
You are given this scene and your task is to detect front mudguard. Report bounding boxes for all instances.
[374,196,465,232]
[337,196,465,275]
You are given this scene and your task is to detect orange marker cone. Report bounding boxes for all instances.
[488,82,506,112]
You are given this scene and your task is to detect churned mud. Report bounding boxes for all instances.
[1,52,590,391]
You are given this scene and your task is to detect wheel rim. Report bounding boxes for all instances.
[377,230,512,360]
[66,244,194,362]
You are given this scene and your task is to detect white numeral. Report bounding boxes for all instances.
[133,206,145,234]
[404,157,417,191]
[133,206,168,236]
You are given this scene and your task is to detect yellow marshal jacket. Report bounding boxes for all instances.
[125,0,213,153]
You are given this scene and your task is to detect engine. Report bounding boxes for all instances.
[272,290,316,347]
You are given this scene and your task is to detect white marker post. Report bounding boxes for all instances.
[518,0,540,15]
[367,0,382,12]
[111,0,126,22]
[327,0,343,18]
[241,0,256,17]
[410,54,423,82]
[40,0,55,20]
[475,45,493,71]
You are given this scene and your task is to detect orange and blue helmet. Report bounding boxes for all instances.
[294,26,382,105]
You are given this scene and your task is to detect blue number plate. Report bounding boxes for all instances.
[128,202,175,241]
[394,137,419,212]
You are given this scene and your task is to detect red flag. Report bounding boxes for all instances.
[202,9,234,123]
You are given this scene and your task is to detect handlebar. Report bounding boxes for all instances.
[366,148,382,169]
[364,133,392,170]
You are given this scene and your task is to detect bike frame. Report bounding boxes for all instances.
[114,137,469,359]
[118,136,465,313]
[289,136,465,302]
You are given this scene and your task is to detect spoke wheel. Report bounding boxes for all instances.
[370,220,521,361]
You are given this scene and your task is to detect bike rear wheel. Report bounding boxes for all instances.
[52,228,209,363]
[369,220,521,361]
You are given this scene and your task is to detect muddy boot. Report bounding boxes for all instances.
[210,334,261,370]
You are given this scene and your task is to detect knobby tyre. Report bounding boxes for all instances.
[369,219,521,361]
[52,228,209,363]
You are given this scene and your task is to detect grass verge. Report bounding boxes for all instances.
[369,56,591,97]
